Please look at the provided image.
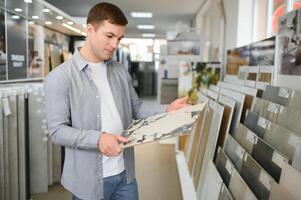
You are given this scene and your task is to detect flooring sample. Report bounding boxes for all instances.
[215,148,234,187]
[232,123,256,154]
[219,87,245,134]
[229,169,257,200]
[123,103,206,148]
[240,153,273,200]
[197,100,224,195]
[251,97,280,124]
[277,106,301,137]
[197,160,223,200]
[243,110,266,138]
[279,162,301,200]
[262,85,301,111]
[269,181,297,200]
[218,183,233,200]
[209,84,220,93]
[224,134,246,171]
[216,94,235,152]
[207,89,219,101]
[251,137,289,182]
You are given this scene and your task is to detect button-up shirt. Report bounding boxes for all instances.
[44,48,166,200]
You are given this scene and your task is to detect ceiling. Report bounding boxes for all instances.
[45,0,205,38]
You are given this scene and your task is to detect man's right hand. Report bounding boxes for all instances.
[97,133,129,157]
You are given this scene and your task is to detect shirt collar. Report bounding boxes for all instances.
[73,47,112,71]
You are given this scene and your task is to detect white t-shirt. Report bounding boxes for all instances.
[88,61,125,178]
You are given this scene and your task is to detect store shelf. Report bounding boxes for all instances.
[176,151,197,200]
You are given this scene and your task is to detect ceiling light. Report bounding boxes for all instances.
[28,21,35,25]
[14,8,23,12]
[62,23,81,34]
[43,8,50,13]
[45,21,52,25]
[24,0,32,3]
[32,15,39,19]
[131,12,153,18]
[137,25,155,30]
[67,21,74,25]
[56,16,63,20]
[142,33,156,38]
[12,15,20,19]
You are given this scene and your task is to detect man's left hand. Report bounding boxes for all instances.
[166,96,191,112]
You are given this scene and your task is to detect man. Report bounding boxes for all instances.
[44,2,189,200]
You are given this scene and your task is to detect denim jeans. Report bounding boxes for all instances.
[72,171,139,200]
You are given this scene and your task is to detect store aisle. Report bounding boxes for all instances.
[31,142,182,200]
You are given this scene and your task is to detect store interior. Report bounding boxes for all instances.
[1,0,301,200]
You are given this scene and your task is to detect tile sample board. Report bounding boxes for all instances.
[269,181,297,200]
[240,154,273,200]
[197,100,224,195]
[243,110,266,138]
[262,85,301,111]
[215,148,234,187]
[277,106,301,137]
[232,123,256,154]
[219,87,245,134]
[218,183,233,200]
[197,160,223,200]
[0,95,4,200]
[251,97,280,123]
[209,84,220,93]
[279,162,301,200]
[207,89,219,101]
[229,169,257,200]
[224,134,246,171]
[123,103,206,148]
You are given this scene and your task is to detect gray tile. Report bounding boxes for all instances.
[224,134,245,171]
[292,144,301,173]
[243,110,266,138]
[218,183,233,200]
[277,106,301,137]
[215,148,233,187]
[0,97,4,200]
[228,169,257,200]
[3,106,9,199]
[240,154,273,199]
[232,123,256,154]
[251,98,280,123]
[251,137,289,182]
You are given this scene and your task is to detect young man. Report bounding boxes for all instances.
[44,2,189,200]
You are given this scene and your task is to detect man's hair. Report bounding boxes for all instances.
[87,2,128,27]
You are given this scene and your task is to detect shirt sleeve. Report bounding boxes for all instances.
[44,67,101,150]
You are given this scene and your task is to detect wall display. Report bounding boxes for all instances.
[218,183,233,200]
[215,148,234,187]
[0,10,6,81]
[219,87,245,133]
[123,103,206,148]
[262,85,301,111]
[232,123,256,154]
[197,160,223,200]
[226,45,250,75]
[228,169,257,200]
[240,154,273,199]
[224,134,246,171]
[249,37,275,66]
[278,9,301,75]
[6,12,27,80]
[243,110,267,138]
[279,162,301,200]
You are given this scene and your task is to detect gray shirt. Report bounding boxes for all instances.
[44,48,166,200]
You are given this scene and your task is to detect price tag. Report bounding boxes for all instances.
[259,170,272,190]
[2,98,11,116]
[258,117,268,129]
[267,103,279,113]
[272,151,287,168]
[279,88,291,99]
[247,131,256,144]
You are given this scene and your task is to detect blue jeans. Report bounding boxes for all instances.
[72,171,139,200]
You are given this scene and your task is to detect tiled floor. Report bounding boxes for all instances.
[31,142,182,200]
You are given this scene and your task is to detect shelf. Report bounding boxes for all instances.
[176,151,197,200]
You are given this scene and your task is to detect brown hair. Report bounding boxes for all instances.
[87,2,128,27]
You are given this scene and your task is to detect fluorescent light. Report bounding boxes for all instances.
[14,8,23,12]
[43,8,50,13]
[12,15,20,19]
[32,15,39,19]
[56,16,63,20]
[131,12,153,18]
[142,33,155,38]
[137,25,155,30]
[28,21,35,25]
[62,23,81,34]
[45,21,52,25]
[24,0,32,3]
[67,21,74,25]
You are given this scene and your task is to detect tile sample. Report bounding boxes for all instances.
[123,103,206,148]
[0,95,4,200]
[240,154,273,200]
[279,162,301,200]
[197,160,223,200]
[251,137,289,182]
[209,84,220,93]
[228,169,257,200]
[269,181,297,200]
[251,97,280,123]
[219,87,245,134]
[277,106,301,137]
[215,148,234,187]
[243,110,266,138]
[207,89,219,101]
[218,183,233,200]
[224,134,246,171]
[232,123,256,154]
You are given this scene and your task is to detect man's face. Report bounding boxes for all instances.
[87,20,125,62]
